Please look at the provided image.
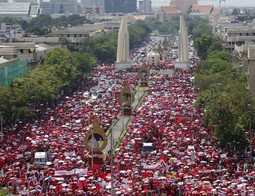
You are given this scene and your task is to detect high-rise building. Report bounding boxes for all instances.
[105,0,136,13]
[138,0,151,12]
[40,0,78,14]
[40,0,53,14]
[80,0,105,14]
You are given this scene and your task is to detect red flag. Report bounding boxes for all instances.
[96,184,101,191]
[98,172,107,180]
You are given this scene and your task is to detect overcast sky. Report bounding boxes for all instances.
[151,0,255,8]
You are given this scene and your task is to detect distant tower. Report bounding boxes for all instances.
[116,16,132,70]
[175,15,190,70]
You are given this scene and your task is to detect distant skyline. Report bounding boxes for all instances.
[151,0,255,8]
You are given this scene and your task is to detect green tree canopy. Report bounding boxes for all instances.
[194,35,222,60]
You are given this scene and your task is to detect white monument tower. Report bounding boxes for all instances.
[116,16,132,70]
[175,15,190,70]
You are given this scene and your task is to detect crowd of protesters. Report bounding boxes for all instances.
[0,39,254,195]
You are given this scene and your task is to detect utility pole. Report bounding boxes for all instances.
[110,120,114,195]
[248,104,252,161]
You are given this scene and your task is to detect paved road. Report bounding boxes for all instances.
[103,90,144,154]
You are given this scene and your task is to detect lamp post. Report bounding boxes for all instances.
[110,120,114,195]
[91,125,94,170]
[247,104,252,161]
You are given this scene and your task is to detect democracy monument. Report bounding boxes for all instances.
[175,15,190,70]
[115,16,132,70]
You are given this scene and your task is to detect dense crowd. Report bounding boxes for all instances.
[0,44,255,195]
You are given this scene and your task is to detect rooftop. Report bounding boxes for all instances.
[160,5,180,14]
[189,5,213,15]
[0,2,30,13]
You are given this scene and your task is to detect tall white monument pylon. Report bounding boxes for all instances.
[175,15,190,70]
[116,16,132,70]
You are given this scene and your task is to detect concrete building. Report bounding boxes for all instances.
[245,47,255,96]
[158,5,181,22]
[40,0,78,14]
[216,20,255,51]
[51,23,111,51]
[53,0,78,14]
[0,42,57,67]
[158,0,220,22]
[0,2,33,19]
[80,0,105,14]
[138,0,152,13]
[39,0,53,14]
[170,0,198,15]
[105,0,136,13]
[189,5,213,18]
[13,0,37,3]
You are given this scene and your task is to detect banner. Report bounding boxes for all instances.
[54,168,88,176]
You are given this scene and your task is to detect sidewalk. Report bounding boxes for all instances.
[103,89,145,154]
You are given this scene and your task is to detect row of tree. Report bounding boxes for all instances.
[78,20,151,63]
[0,48,95,123]
[194,33,255,153]
[0,14,90,36]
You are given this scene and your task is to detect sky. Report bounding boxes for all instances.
[151,0,255,8]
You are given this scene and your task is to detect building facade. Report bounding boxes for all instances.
[216,21,255,51]
[105,0,136,13]
[80,0,105,14]
[170,0,198,15]
[0,2,32,19]
[40,0,78,14]
[138,0,152,13]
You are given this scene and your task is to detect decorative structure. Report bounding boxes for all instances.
[162,36,169,60]
[163,36,168,50]
[120,81,134,115]
[147,48,160,66]
[157,44,163,60]
[84,116,108,165]
[116,16,132,70]
[175,15,190,70]
[138,63,149,87]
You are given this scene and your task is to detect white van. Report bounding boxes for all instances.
[141,143,154,155]
[83,91,90,99]
[34,152,47,167]
[91,95,98,103]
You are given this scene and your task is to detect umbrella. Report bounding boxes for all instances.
[79,177,85,181]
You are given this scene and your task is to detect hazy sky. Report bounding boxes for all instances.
[152,0,255,8]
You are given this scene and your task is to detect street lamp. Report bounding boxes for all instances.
[110,120,114,195]
[247,104,252,161]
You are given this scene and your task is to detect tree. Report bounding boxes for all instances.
[194,35,222,60]
[190,22,212,40]
[45,48,78,86]
[204,89,253,151]
[208,50,232,62]
[72,52,96,75]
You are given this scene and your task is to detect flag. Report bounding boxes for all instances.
[98,172,107,181]
[160,160,167,169]
[36,185,42,192]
